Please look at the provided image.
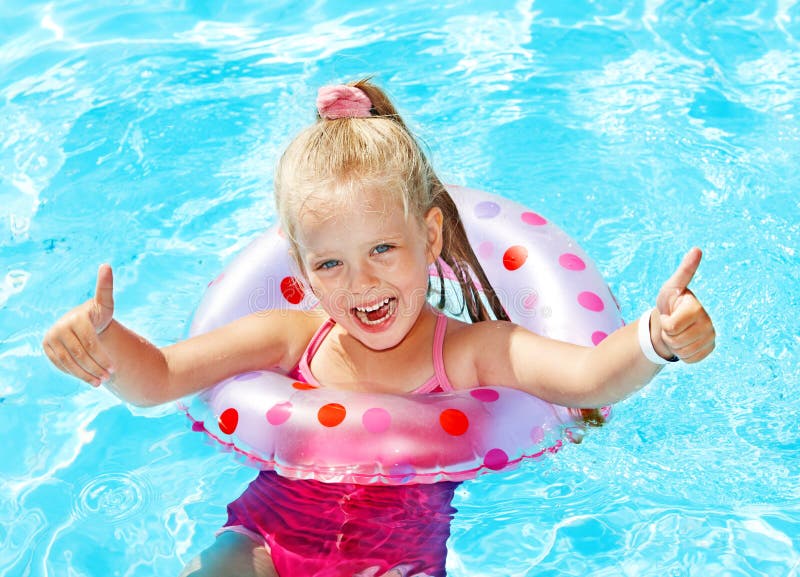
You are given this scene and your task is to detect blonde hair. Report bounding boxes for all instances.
[274,78,509,323]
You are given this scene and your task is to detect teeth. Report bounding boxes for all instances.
[355,298,391,313]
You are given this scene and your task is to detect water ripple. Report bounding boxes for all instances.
[72,471,156,525]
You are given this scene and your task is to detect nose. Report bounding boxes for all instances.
[348,260,379,294]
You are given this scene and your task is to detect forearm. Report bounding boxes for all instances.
[97,320,171,407]
[575,316,665,407]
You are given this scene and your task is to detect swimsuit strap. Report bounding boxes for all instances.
[294,313,453,393]
[412,313,454,394]
[293,318,336,387]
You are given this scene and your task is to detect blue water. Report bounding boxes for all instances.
[2,0,799,575]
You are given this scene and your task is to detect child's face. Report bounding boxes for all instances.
[295,185,442,351]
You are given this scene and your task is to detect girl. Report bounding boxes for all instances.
[43,79,715,577]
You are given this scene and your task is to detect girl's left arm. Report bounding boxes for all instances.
[463,248,715,407]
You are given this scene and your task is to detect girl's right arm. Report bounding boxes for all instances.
[42,264,323,407]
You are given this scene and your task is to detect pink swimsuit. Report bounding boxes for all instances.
[222,314,458,577]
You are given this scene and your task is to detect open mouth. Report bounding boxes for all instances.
[353,297,397,326]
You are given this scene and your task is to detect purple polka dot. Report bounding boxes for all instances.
[530,425,545,444]
[559,253,586,271]
[578,291,605,312]
[362,407,391,433]
[483,448,509,470]
[521,211,547,226]
[474,202,501,219]
[591,331,608,345]
[477,241,494,259]
[266,402,292,426]
[470,388,499,402]
[233,372,261,381]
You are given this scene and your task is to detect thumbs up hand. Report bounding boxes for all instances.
[43,264,116,386]
[650,248,716,363]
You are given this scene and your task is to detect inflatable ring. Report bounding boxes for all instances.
[179,186,624,485]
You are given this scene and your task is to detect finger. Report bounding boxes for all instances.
[656,248,703,315]
[676,338,716,364]
[57,331,105,386]
[44,340,68,374]
[74,316,115,378]
[659,290,703,335]
[661,321,714,359]
[52,341,102,386]
[93,264,115,330]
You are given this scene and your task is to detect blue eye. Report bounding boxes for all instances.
[318,260,341,270]
[373,244,392,255]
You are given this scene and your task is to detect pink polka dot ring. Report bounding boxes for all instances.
[179,186,623,485]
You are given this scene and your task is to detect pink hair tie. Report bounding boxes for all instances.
[316,85,373,120]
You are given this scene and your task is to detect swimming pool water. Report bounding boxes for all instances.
[2,1,799,575]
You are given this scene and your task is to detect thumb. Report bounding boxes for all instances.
[92,264,115,332]
[656,248,702,315]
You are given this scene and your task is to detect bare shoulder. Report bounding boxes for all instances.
[240,308,328,371]
[441,318,518,390]
[177,308,327,375]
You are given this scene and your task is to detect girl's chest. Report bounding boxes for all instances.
[308,339,435,394]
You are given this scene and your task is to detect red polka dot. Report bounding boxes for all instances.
[266,402,292,426]
[591,331,608,345]
[470,388,499,402]
[502,246,528,271]
[559,253,586,271]
[280,276,305,305]
[483,448,509,470]
[218,408,238,435]
[439,409,469,436]
[292,382,317,390]
[578,291,605,312]
[521,212,547,226]
[318,403,346,427]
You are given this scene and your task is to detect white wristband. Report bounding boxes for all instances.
[638,308,678,364]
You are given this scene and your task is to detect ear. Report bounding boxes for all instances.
[423,206,444,265]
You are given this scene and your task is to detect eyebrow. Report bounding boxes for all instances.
[303,234,406,260]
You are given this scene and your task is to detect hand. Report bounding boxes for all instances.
[42,264,116,386]
[652,248,715,363]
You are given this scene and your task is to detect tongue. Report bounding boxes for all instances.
[366,302,389,322]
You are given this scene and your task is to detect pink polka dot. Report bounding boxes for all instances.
[470,388,499,402]
[591,331,608,345]
[521,212,547,226]
[266,402,292,426]
[559,253,586,271]
[523,291,538,310]
[478,241,494,259]
[362,407,391,433]
[530,425,545,444]
[578,291,605,312]
[483,448,509,470]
